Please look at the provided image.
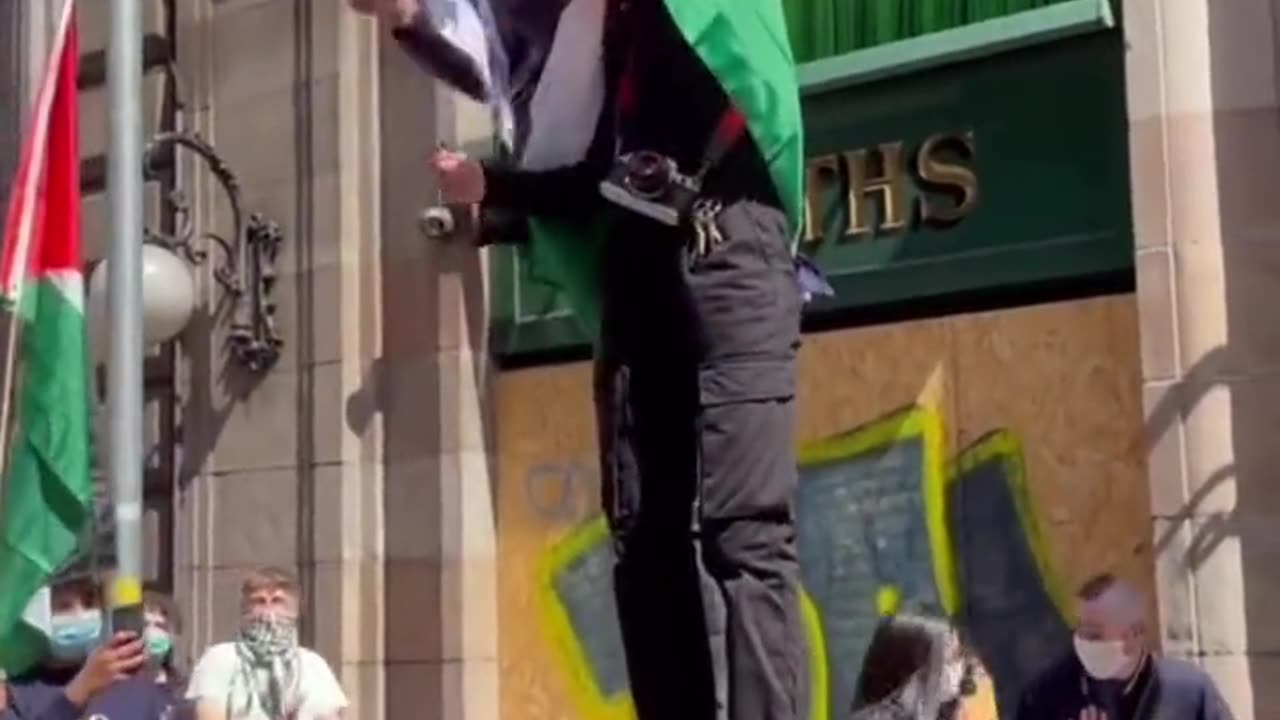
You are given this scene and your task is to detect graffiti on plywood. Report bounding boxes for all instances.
[533,405,1072,719]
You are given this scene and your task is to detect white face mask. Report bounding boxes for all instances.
[941,660,966,698]
[1073,634,1131,679]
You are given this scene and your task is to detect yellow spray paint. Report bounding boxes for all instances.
[533,406,1070,720]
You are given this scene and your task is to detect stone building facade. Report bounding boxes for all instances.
[161,1,500,716]
[1124,0,1280,715]
[8,0,498,716]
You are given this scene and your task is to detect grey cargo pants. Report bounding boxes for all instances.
[595,200,808,720]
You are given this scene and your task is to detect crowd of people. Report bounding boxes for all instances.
[0,567,345,720]
[849,574,1233,720]
[0,564,1235,720]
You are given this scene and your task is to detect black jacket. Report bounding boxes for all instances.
[478,0,776,243]
[3,672,181,720]
[1015,652,1234,720]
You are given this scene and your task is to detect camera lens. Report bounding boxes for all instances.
[625,151,671,199]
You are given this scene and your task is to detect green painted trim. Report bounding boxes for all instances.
[808,230,1132,316]
[493,229,1134,361]
[796,0,1115,96]
[492,313,589,361]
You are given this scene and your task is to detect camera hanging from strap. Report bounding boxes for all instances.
[602,43,750,236]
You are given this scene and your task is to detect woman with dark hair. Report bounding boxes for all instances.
[850,614,980,720]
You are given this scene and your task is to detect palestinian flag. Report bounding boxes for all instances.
[396,0,804,335]
[0,1,94,674]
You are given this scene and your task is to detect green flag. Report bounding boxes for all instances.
[0,3,93,674]
[517,0,804,339]
[663,0,805,228]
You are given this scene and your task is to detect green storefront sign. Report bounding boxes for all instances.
[491,2,1130,360]
[800,29,1130,314]
[802,129,980,244]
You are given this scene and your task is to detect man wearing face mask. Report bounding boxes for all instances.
[1015,574,1233,720]
[186,567,346,720]
[1,571,176,720]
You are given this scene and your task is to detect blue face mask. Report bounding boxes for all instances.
[48,609,103,663]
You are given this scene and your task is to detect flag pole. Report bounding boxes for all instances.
[0,302,22,528]
[106,0,145,624]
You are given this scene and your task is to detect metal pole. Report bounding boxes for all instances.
[106,0,145,622]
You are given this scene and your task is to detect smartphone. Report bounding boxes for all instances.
[109,603,151,677]
[109,603,146,638]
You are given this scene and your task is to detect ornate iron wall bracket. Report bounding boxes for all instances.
[229,214,283,372]
[142,131,285,372]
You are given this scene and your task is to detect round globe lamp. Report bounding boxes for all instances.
[87,243,196,358]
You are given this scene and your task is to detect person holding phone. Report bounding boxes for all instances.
[2,571,171,719]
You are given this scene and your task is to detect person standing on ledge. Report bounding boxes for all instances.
[353,0,809,717]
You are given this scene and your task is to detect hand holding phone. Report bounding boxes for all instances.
[63,632,146,708]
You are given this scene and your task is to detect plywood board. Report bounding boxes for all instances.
[496,295,1152,720]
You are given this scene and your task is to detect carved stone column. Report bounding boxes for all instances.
[1125,1,1280,716]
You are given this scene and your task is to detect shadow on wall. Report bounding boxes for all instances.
[1203,0,1280,711]
[534,405,1073,720]
[350,14,499,717]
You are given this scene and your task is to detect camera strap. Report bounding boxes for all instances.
[614,49,748,182]
[696,108,748,180]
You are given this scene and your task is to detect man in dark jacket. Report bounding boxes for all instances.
[1015,574,1233,720]
[368,0,809,717]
